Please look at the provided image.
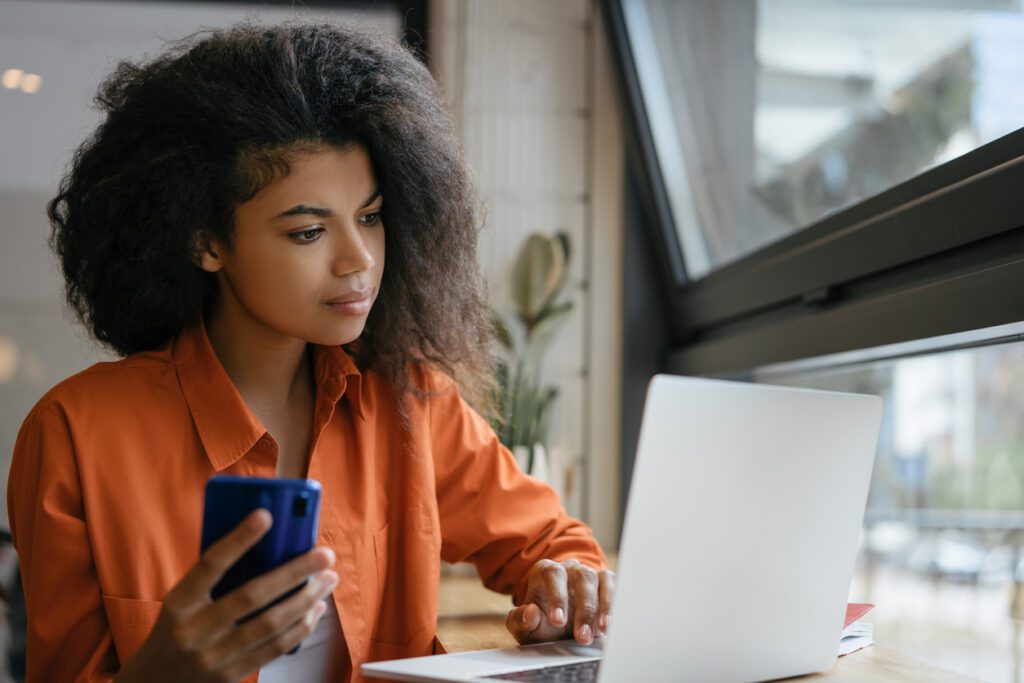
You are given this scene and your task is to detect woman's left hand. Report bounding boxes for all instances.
[505,559,614,646]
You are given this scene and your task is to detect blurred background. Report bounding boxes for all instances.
[3,0,1024,681]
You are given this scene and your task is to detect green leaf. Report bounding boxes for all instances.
[490,359,510,441]
[511,234,566,327]
[534,387,558,445]
[495,230,574,453]
[513,380,543,447]
[551,231,572,299]
[491,310,514,351]
[522,301,574,377]
[532,299,574,335]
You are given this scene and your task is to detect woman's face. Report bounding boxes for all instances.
[200,144,386,346]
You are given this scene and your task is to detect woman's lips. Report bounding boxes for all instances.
[325,292,372,316]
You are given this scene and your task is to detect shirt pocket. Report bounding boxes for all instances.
[366,623,437,664]
[371,508,440,646]
[101,594,163,666]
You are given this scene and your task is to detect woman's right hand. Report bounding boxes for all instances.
[114,509,338,683]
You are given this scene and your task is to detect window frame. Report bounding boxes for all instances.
[602,0,1024,376]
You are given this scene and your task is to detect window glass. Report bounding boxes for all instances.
[623,0,1024,280]
[757,333,1024,682]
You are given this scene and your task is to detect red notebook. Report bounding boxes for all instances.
[844,603,874,628]
[839,603,875,656]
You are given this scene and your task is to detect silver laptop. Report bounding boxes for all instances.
[363,374,882,683]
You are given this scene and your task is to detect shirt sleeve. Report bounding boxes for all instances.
[7,401,119,682]
[425,370,607,604]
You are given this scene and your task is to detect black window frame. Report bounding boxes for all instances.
[602,0,1024,378]
[603,0,1024,523]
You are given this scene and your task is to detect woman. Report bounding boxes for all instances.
[7,21,611,683]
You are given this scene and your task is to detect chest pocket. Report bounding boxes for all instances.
[371,504,441,645]
[101,594,163,665]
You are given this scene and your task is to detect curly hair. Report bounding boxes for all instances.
[48,21,496,413]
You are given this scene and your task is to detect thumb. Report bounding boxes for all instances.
[505,602,569,645]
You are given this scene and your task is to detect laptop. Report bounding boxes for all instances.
[363,374,882,683]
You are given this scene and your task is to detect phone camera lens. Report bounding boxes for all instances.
[292,494,308,518]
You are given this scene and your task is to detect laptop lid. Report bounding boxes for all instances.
[599,375,881,682]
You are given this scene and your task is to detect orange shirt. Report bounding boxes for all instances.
[7,320,606,682]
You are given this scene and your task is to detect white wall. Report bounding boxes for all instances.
[430,0,624,547]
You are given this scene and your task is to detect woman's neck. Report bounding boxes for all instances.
[204,299,313,415]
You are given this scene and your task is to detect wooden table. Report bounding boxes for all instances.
[436,573,981,682]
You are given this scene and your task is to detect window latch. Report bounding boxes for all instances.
[802,286,835,308]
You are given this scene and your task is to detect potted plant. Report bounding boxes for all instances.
[491,231,574,488]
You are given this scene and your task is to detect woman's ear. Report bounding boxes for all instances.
[193,231,225,273]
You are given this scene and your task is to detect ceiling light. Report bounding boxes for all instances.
[0,336,19,384]
[20,73,41,94]
[2,69,24,90]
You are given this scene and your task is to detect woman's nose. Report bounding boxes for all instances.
[331,223,375,275]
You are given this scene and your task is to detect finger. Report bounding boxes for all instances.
[505,603,540,644]
[570,565,599,645]
[206,569,338,663]
[528,560,569,628]
[208,546,336,631]
[505,603,567,645]
[220,599,329,678]
[173,509,273,605]
[597,570,615,634]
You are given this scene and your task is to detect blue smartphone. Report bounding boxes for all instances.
[200,476,322,652]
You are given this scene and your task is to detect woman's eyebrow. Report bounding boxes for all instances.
[360,188,382,208]
[273,189,380,220]
[274,204,334,220]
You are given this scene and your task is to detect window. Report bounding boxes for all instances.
[620,0,1024,281]
[605,0,1024,368]
[606,2,1024,679]
[757,323,1024,681]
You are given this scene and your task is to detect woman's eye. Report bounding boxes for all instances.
[360,212,382,226]
[289,227,325,243]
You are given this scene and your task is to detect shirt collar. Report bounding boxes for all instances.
[174,318,365,471]
[313,337,365,422]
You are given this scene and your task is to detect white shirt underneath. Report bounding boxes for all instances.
[257,597,341,683]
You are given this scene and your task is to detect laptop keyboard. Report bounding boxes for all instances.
[484,660,601,682]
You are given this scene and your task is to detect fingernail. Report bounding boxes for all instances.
[552,608,565,625]
[312,548,335,570]
[320,571,339,592]
[249,509,271,530]
[599,614,607,631]
[580,624,592,643]
[314,601,328,619]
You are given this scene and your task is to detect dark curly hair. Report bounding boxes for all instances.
[48,21,496,413]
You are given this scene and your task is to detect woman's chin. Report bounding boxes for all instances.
[306,321,368,347]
